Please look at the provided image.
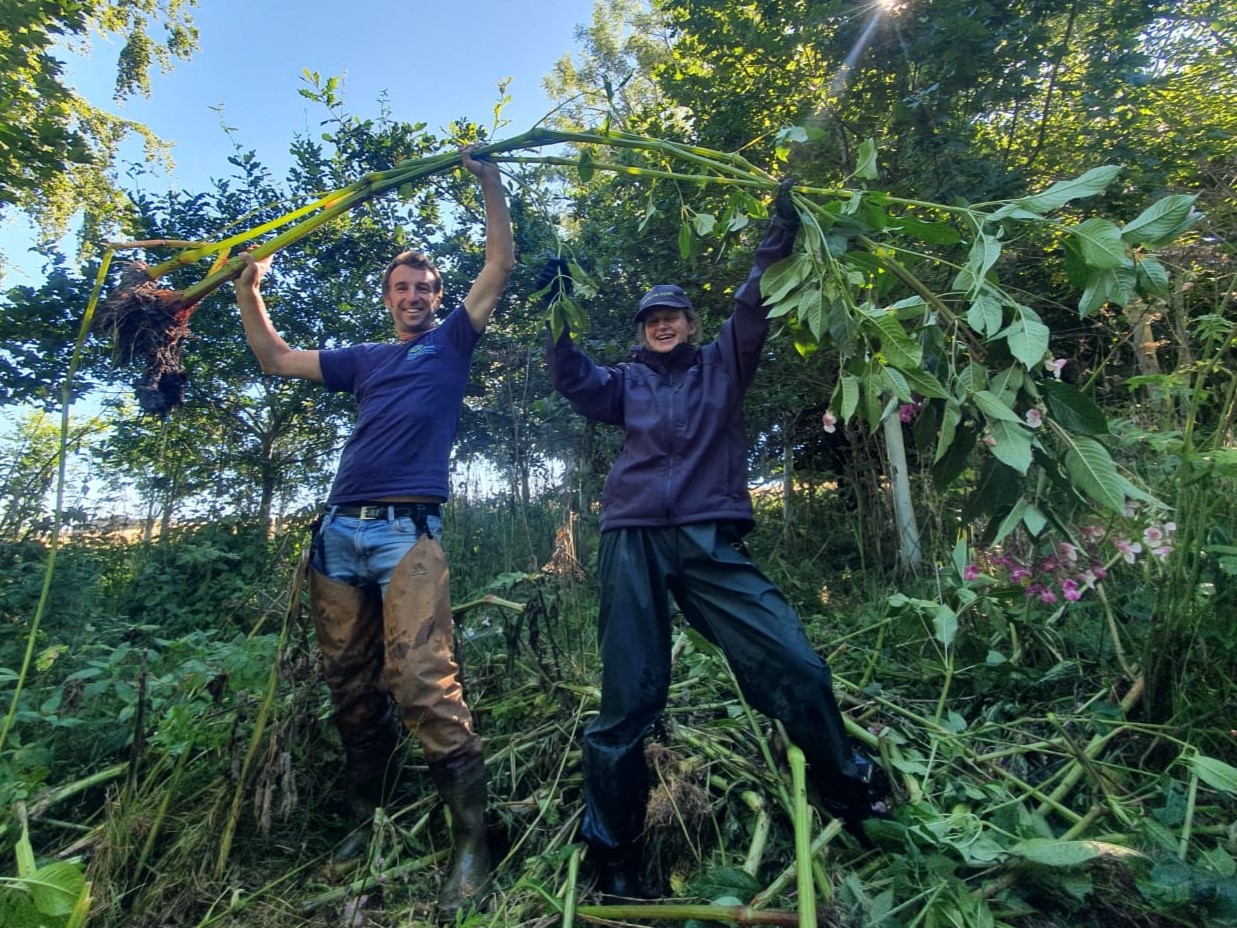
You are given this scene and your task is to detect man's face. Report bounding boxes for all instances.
[385,265,442,338]
[641,308,695,353]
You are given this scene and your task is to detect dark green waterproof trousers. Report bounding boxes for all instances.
[581,521,869,851]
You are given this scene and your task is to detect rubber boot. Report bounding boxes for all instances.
[808,748,891,850]
[592,842,647,901]
[429,748,491,922]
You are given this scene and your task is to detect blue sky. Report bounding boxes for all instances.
[1,0,597,286]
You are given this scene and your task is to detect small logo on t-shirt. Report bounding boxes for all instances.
[405,343,440,361]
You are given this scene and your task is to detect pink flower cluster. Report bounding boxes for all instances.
[964,520,1175,606]
[970,542,1107,605]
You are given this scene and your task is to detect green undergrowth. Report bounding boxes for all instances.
[2,500,1235,928]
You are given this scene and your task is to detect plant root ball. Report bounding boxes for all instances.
[96,261,200,416]
[644,743,713,885]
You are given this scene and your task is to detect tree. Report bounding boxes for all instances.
[0,0,198,264]
[0,410,102,542]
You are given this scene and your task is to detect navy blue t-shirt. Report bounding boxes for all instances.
[319,306,480,504]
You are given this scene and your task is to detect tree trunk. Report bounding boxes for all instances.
[882,409,922,573]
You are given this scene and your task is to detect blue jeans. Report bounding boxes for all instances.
[311,506,445,591]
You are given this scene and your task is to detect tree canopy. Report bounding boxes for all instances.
[0,0,199,263]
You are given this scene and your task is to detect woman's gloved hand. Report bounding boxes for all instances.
[533,257,573,302]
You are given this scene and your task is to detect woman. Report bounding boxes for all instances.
[541,182,885,897]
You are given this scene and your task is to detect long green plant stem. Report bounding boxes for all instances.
[0,249,114,755]
[100,125,978,317]
[1035,676,1144,819]
[25,763,126,820]
[573,902,802,925]
[562,844,582,928]
[741,790,771,877]
[296,850,448,915]
[214,589,292,877]
[787,746,819,927]
[750,820,844,910]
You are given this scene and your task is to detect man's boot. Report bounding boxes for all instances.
[334,710,402,861]
[429,748,491,921]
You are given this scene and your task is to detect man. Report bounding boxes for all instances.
[235,146,513,920]
[539,181,886,897]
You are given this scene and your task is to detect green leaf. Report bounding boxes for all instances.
[934,401,962,465]
[868,311,923,369]
[563,297,591,336]
[1189,754,1237,794]
[967,292,1004,338]
[765,288,801,319]
[891,214,960,245]
[692,212,717,236]
[15,821,36,877]
[989,364,1025,402]
[988,419,1034,474]
[993,497,1029,545]
[881,366,913,402]
[577,148,595,183]
[1121,194,1199,247]
[1072,218,1128,270]
[760,254,812,304]
[1136,256,1171,297]
[1022,503,1047,536]
[839,375,860,420]
[953,233,1002,295]
[26,861,86,917]
[689,865,762,902]
[951,536,969,577]
[790,319,818,359]
[774,125,811,162]
[638,196,661,233]
[1060,434,1125,514]
[854,138,878,180]
[800,287,825,340]
[933,605,958,649]
[998,315,1050,368]
[887,294,929,319]
[1012,838,1142,867]
[1042,381,1108,435]
[896,365,950,400]
[1001,165,1122,215]
[973,390,1022,423]
[1078,266,1136,316]
[863,378,887,432]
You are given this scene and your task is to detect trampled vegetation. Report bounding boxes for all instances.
[2,1,1236,926]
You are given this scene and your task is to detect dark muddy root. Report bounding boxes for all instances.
[96,261,200,416]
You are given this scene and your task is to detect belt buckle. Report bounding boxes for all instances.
[358,505,385,520]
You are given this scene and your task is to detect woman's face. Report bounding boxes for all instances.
[641,309,696,352]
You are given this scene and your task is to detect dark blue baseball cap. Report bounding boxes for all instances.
[635,284,693,323]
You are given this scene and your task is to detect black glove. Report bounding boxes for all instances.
[774,177,799,224]
[533,257,573,301]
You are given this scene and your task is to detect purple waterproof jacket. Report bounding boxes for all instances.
[547,218,797,533]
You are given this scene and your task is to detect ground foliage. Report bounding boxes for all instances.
[1,486,1235,928]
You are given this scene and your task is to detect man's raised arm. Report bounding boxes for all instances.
[235,252,324,382]
[460,146,515,333]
